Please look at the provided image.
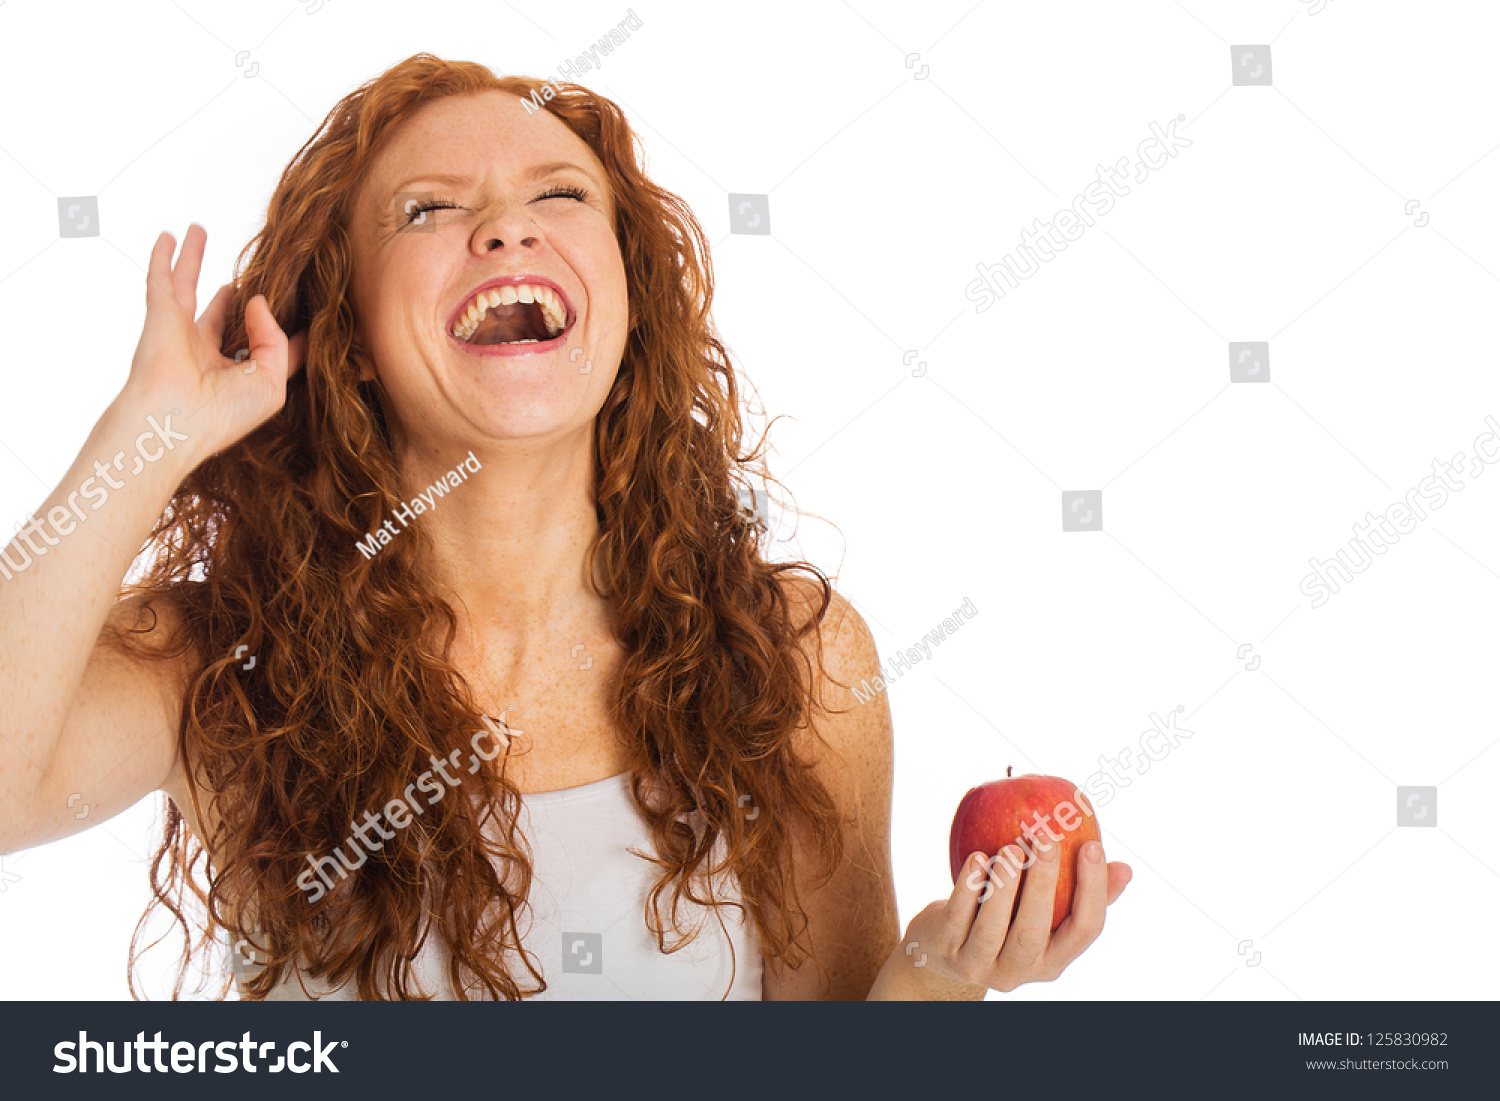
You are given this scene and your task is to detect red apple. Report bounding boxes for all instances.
[948,768,1102,931]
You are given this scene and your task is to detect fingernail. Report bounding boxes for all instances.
[1038,840,1059,862]
[1085,841,1103,864]
[970,851,987,870]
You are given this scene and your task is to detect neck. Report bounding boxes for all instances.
[393,429,610,660]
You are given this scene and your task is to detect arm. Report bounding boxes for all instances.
[0,225,303,855]
[757,579,1132,1000]
[0,403,197,855]
[867,952,987,1001]
[759,581,902,1000]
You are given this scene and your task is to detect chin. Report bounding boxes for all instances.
[460,394,599,440]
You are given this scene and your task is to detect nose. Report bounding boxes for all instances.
[472,202,541,255]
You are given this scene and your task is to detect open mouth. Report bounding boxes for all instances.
[450,283,571,347]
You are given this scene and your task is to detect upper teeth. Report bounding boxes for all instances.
[451,283,567,341]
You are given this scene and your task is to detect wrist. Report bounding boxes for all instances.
[100,391,205,481]
[867,947,988,1001]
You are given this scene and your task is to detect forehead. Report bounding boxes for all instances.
[355,91,609,222]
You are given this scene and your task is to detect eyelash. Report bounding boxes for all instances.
[535,183,591,203]
[403,184,591,224]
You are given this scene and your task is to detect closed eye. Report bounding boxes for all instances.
[403,199,457,224]
[402,184,591,226]
[533,183,591,202]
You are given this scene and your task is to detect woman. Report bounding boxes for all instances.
[0,54,1129,1000]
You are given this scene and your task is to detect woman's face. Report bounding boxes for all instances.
[348,90,629,454]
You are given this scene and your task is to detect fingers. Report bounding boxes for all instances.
[945,850,995,946]
[957,844,1025,967]
[1105,861,1132,906]
[1000,834,1061,973]
[242,293,287,377]
[200,286,307,381]
[197,283,233,347]
[170,224,207,315]
[146,232,178,308]
[1050,841,1109,960]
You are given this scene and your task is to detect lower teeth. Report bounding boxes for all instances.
[461,335,552,344]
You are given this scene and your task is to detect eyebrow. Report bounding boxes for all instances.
[391,161,603,195]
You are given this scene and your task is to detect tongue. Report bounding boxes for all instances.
[467,302,549,345]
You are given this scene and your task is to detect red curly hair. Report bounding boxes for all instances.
[105,54,852,1000]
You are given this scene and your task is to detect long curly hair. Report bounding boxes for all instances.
[108,54,851,1000]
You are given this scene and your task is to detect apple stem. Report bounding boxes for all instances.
[1007,766,1012,778]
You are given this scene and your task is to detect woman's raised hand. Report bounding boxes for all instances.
[123,224,307,464]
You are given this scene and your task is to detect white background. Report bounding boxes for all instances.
[1,0,1497,1000]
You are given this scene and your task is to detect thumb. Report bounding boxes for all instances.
[242,293,289,377]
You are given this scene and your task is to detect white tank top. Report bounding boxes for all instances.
[226,770,764,1000]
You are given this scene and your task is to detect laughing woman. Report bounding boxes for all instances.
[0,54,1128,1000]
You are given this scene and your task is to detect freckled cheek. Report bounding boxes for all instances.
[380,296,435,344]
[571,234,629,314]
[588,264,630,330]
[362,302,434,373]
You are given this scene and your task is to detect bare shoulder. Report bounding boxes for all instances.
[775,572,888,791]
[774,573,880,713]
[761,573,899,999]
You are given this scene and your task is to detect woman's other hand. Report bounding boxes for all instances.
[873,839,1132,999]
